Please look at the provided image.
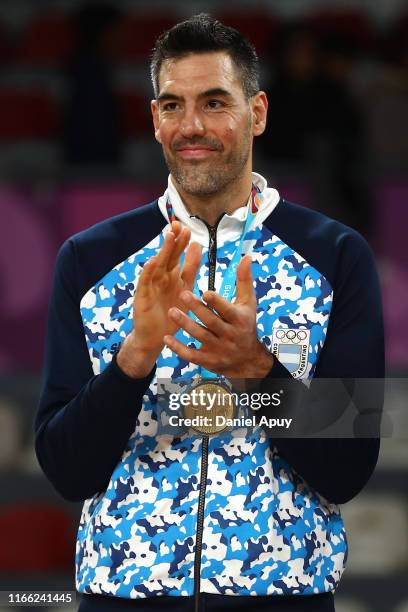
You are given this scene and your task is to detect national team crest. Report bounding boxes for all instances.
[272,328,310,378]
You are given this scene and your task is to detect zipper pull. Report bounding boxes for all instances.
[208,226,217,265]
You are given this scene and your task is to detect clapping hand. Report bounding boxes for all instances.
[117,221,201,378]
[164,255,274,378]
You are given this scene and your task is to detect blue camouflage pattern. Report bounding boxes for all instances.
[76,223,347,598]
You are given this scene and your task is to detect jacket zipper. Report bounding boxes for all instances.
[193,215,223,612]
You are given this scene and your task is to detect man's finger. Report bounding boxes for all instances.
[171,220,182,237]
[154,231,176,275]
[235,255,256,304]
[181,242,202,290]
[200,290,238,323]
[136,257,156,299]
[168,307,216,344]
[167,227,191,271]
[163,334,214,371]
[180,291,231,334]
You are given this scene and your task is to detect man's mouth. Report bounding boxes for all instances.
[173,139,222,160]
[176,146,217,159]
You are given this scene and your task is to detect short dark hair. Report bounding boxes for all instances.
[150,13,260,99]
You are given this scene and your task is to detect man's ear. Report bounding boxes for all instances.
[151,100,161,143]
[251,91,268,137]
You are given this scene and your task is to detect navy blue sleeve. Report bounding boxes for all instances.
[263,223,385,504]
[35,238,156,502]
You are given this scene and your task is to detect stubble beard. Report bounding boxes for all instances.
[162,123,253,197]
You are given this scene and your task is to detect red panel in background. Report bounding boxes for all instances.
[60,183,158,239]
[109,14,175,60]
[303,9,376,51]
[0,90,61,140]
[0,504,74,572]
[216,12,279,56]
[13,12,75,66]
[119,91,152,136]
[0,22,12,64]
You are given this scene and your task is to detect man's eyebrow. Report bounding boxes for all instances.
[157,92,181,102]
[157,88,233,102]
[198,88,233,99]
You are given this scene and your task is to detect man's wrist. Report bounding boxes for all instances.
[116,333,158,379]
[250,340,274,378]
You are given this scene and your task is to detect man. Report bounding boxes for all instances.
[35,14,384,612]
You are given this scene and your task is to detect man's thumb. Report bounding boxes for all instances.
[235,255,255,303]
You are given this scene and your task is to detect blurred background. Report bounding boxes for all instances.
[0,0,407,610]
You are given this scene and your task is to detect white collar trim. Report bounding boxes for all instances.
[157,172,280,246]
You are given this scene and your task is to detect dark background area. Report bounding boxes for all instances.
[0,1,407,611]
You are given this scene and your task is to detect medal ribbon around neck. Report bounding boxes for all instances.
[165,184,263,380]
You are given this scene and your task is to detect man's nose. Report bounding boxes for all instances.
[179,107,205,138]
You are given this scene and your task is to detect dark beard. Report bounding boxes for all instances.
[163,126,252,197]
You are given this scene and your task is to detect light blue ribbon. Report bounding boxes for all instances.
[187,187,262,379]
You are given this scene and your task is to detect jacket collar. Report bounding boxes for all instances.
[157,172,280,246]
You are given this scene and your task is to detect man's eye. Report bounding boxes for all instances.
[162,102,179,111]
[206,100,224,110]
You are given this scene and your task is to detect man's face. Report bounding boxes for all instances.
[151,52,267,197]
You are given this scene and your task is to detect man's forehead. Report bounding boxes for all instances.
[158,52,242,96]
